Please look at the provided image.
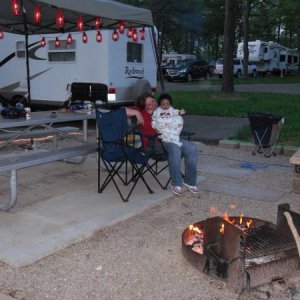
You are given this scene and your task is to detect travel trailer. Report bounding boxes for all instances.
[161,53,196,66]
[237,40,299,75]
[0,28,157,107]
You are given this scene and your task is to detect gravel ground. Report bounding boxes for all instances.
[0,143,299,300]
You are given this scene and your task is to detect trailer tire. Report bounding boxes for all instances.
[131,79,152,101]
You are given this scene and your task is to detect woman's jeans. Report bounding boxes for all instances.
[162,139,199,187]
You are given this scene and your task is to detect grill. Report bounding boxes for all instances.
[182,204,300,290]
[242,225,296,259]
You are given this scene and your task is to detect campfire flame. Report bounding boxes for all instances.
[189,224,203,235]
[220,222,225,234]
[219,213,253,234]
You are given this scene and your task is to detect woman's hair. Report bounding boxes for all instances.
[135,92,153,110]
[158,93,172,105]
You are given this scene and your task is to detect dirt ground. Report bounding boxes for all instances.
[0,143,300,300]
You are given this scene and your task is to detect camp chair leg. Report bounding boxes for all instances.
[132,164,154,194]
[144,161,170,190]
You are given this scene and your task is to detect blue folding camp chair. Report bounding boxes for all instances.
[96,108,153,202]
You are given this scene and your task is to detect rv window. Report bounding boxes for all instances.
[127,42,143,63]
[288,55,292,64]
[294,56,298,64]
[280,55,285,62]
[48,40,76,62]
[16,41,25,58]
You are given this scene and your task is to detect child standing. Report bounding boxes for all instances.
[151,93,185,147]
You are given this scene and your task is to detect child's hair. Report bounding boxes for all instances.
[158,93,173,105]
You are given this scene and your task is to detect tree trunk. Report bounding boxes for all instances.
[242,0,250,80]
[222,0,236,93]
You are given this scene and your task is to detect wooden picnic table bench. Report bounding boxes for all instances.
[290,149,300,193]
[0,110,97,211]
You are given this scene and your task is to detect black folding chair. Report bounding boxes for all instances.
[96,108,153,202]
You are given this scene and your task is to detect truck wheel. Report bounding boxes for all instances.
[236,70,242,78]
[252,69,257,77]
[204,72,211,80]
[131,79,151,101]
[186,74,193,82]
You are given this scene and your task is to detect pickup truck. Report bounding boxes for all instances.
[214,58,257,78]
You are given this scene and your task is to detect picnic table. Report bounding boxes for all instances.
[0,110,97,211]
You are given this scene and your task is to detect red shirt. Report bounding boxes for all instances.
[131,106,157,148]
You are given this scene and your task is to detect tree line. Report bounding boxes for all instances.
[121,0,300,65]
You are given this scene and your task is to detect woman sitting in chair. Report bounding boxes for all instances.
[125,92,199,195]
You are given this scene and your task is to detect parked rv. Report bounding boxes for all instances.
[237,40,299,75]
[0,28,157,107]
[214,58,257,78]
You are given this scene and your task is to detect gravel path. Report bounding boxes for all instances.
[0,143,299,300]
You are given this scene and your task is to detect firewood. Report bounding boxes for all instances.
[284,211,300,258]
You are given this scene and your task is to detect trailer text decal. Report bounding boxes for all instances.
[124,66,144,79]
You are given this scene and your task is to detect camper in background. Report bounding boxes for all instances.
[0,28,157,108]
[237,40,299,76]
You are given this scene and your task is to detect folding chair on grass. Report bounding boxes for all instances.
[96,108,153,202]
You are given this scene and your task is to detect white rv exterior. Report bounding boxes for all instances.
[161,53,196,66]
[237,40,299,74]
[0,28,157,107]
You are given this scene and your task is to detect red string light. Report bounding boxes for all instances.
[33,3,41,25]
[127,27,133,38]
[55,37,61,48]
[11,0,20,16]
[132,28,138,42]
[82,32,88,43]
[41,37,46,47]
[0,31,4,39]
[67,33,73,45]
[95,17,101,30]
[77,16,84,32]
[112,29,119,41]
[119,21,125,34]
[56,9,64,28]
[96,31,102,42]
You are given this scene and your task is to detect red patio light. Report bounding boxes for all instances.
[56,9,64,28]
[132,28,138,42]
[12,0,20,16]
[0,31,4,39]
[67,33,73,45]
[33,3,41,25]
[96,31,102,42]
[127,27,133,38]
[95,17,101,30]
[41,37,46,47]
[119,21,125,34]
[77,16,84,32]
[112,29,119,41]
[82,32,88,43]
[55,37,61,48]
[140,27,145,40]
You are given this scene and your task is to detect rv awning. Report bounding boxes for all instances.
[0,0,154,34]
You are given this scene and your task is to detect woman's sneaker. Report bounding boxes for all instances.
[171,185,183,195]
[183,182,200,194]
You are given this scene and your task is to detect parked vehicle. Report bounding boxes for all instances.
[0,28,157,107]
[214,58,257,78]
[161,53,196,78]
[166,60,211,82]
[237,40,299,75]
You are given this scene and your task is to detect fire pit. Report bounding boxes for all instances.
[182,204,300,290]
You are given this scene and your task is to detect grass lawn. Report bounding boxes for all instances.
[168,90,300,146]
[184,74,300,85]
